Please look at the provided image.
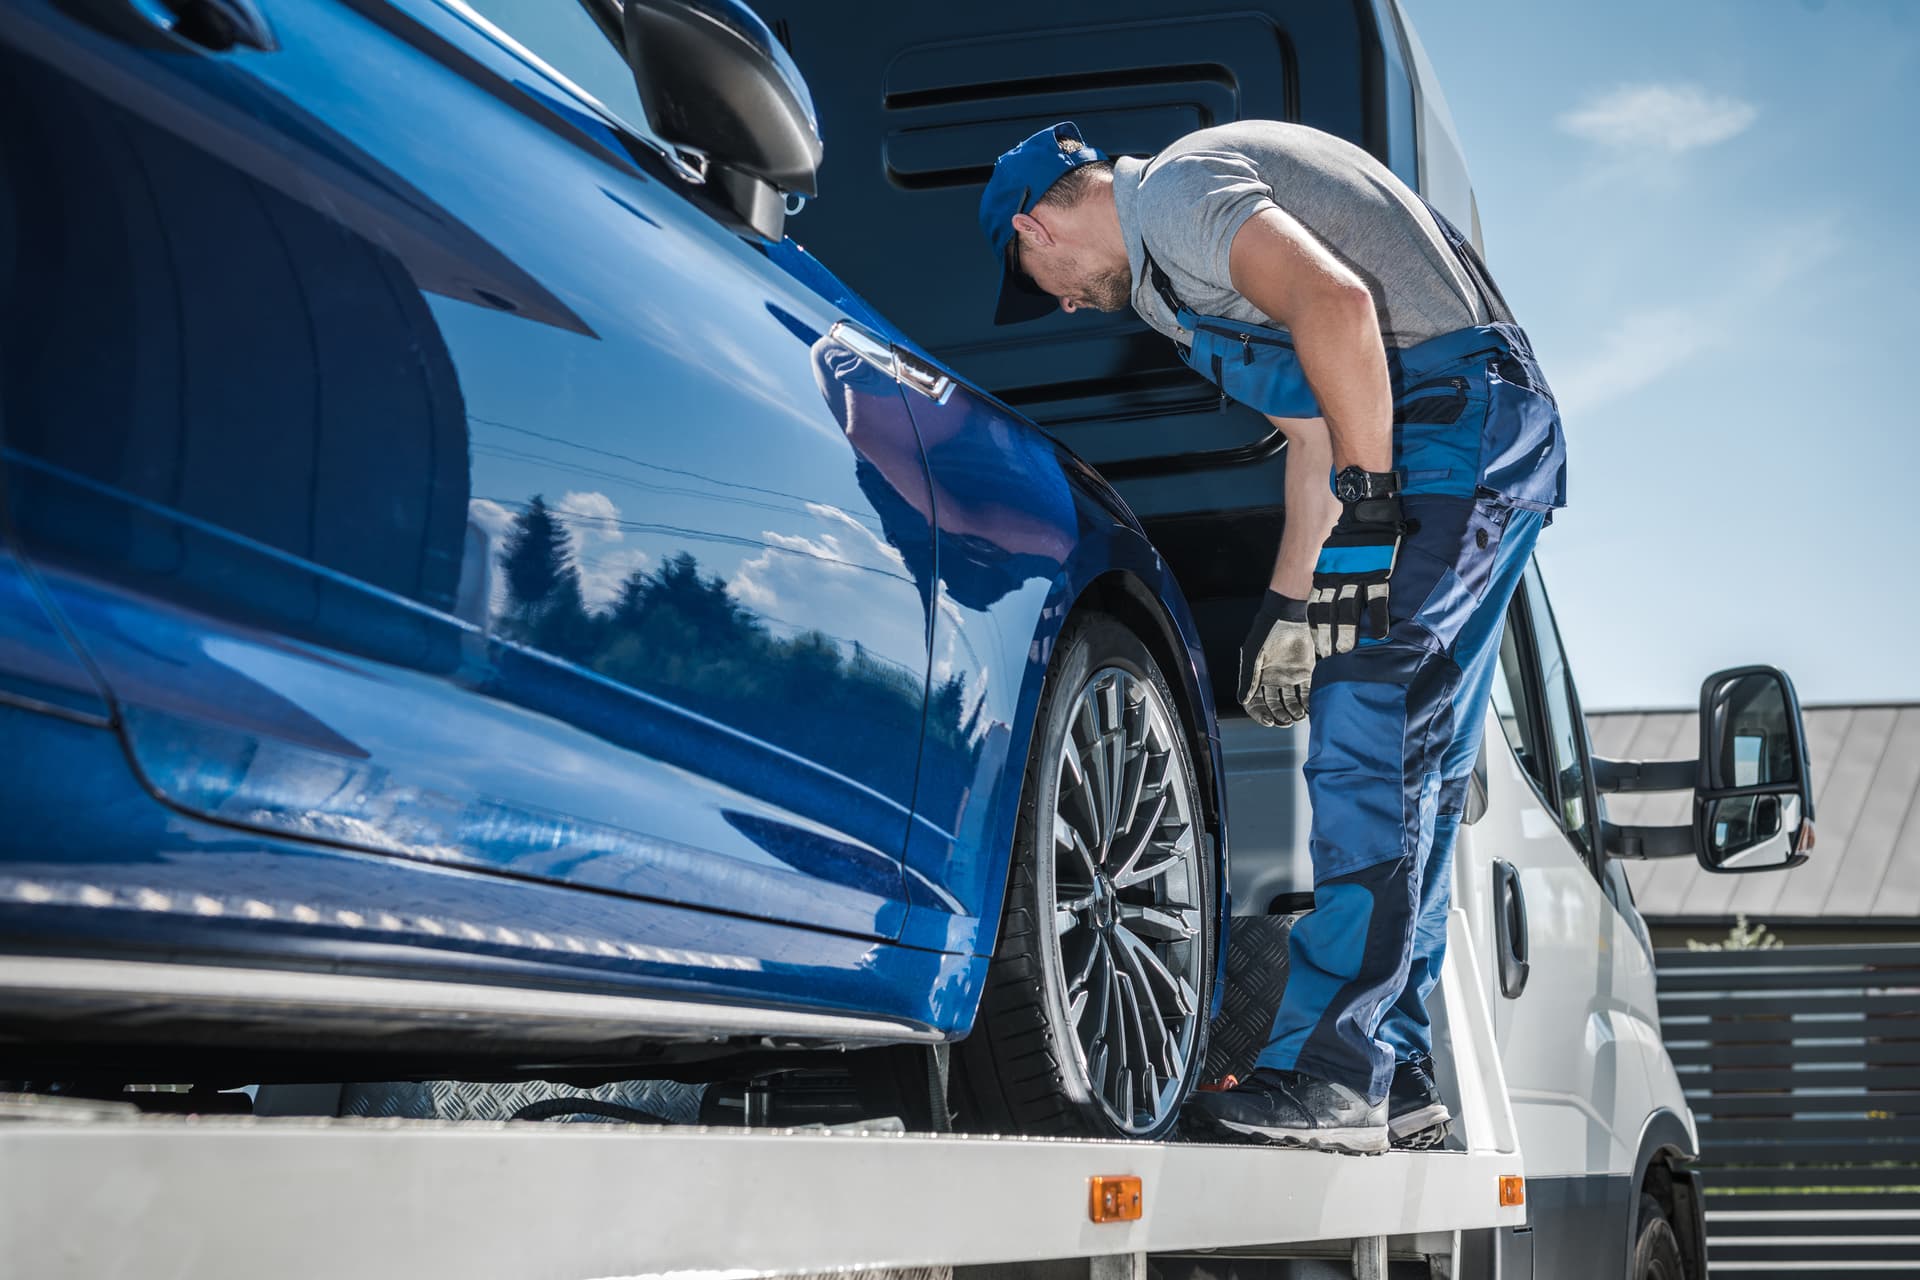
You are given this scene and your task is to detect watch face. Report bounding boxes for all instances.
[1337,469,1397,501]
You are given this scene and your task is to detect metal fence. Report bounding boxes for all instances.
[1656,942,1920,1276]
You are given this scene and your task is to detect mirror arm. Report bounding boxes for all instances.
[1592,756,1699,795]
[1602,820,1695,860]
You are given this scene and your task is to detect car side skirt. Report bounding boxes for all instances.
[0,954,942,1055]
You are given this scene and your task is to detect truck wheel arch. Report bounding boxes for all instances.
[1630,1108,1708,1280]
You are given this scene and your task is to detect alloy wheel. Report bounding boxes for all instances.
[1046,665,1205,1135]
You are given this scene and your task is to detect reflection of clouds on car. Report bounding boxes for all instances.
[729,500,922,673]
[465,498,517,623]
[468,498,517,547]
[552,490,621,542]
[553,489,651,611]
[468,492,650,619]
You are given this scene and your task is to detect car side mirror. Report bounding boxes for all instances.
[1594,663,1813,875]
[1693,665,1814,874]
[621,0,823,240]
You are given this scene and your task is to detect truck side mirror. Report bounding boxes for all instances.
[1593,664,1813,875]
[1693,666,1814,874]
[621,0,823,240]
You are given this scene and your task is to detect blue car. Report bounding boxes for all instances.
[0,0,1227,1137]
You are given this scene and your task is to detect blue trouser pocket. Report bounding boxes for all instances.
[1393,375,1483,497]
[1480,354,1566,509]
[1389,324,1567,509]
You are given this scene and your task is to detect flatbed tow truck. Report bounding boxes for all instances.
[0,917,1525,1279]
[0,0,1801,1275]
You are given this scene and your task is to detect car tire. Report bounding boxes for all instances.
[1631,1193,1686,1280]
[950,612,1214,1140]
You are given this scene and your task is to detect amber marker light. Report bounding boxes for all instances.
[1089,1175,1144,1223]
[1499,1176,1526,1207]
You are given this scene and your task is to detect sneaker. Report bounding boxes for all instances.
[1183,1067,1387,1154]
[1388,1054,1452,1149]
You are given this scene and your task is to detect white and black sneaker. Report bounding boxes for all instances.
[1184,1067,1388,1154]
[1388,1053,1453,1149]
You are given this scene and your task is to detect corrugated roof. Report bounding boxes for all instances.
[1591,704,1920,920]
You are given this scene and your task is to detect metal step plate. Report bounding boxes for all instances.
[1204,914,1297,1085]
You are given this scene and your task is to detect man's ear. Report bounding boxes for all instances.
[1010,211,1051,247]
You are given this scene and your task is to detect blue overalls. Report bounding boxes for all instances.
[1146,205,1567,1101]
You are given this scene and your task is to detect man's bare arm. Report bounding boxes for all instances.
[1267,415,1340,598]
[1227,208,1392,474]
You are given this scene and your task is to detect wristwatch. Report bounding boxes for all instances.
[1333,466,1402,504]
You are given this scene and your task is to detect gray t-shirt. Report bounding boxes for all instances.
[1111,121,1509,350]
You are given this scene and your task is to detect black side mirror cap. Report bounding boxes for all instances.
[622,0,823,239]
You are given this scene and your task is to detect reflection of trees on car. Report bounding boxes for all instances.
[495,499,982,784]
[499,495,595,661]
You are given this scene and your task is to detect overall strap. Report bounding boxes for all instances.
[1418,196,1513,326]
[1141,247,1193,325]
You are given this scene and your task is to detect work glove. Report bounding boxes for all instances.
[1238,591,1315,728]
[1308,496,1405,657]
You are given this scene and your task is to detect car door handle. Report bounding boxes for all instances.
[1492,858,1530,999]
[828,321,953,404]
[827,320,898,380]
[63,0,278,52]
[894,349,953,405]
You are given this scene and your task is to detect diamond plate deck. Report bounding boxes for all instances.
[1203,914,1298,1085]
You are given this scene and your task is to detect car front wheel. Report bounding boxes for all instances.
[951,613,1214,1139]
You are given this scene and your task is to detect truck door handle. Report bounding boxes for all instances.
[61,0,278,52]
[1492,859,1530,999]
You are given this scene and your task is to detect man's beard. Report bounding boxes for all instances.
[1082,266,1133,313]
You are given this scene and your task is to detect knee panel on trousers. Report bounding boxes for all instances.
[1307,645,1461,881]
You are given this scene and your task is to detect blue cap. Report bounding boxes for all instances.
[979,122,1107,325]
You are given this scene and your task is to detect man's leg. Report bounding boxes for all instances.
[1253,640,1459,1098]
[1379,507,1545,1064]
[1185,496,1534,1151]
[1183,638,1460,1151]
[1373,508,1543,1147]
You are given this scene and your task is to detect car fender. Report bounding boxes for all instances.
[894,397,1228,1035]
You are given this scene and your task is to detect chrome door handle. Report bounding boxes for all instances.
[827,321,953,405]
[894,349,953,405]
[827,321,897,381]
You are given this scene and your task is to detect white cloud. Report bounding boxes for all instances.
[1551,302,1724,418]
[467,497,516,544]
[573,545,651,612]
[1558,84,1757,153]
[730,503,909,617]
[1552,220,1840,417]
[551,491,646,610]
[729,504,924,672]
[474,491,649,613]
[553,490,623,545]
[465,498,516,620]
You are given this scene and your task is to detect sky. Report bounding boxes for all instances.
[1406,0,1919,710]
